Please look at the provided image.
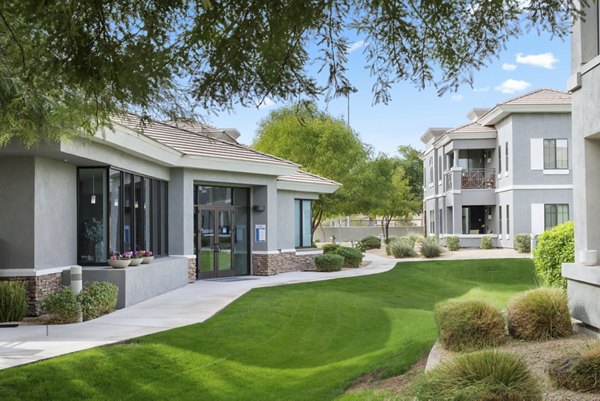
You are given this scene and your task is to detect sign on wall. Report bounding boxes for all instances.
[255,224,266,242]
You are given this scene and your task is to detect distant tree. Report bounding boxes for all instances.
[397,145,424,201]
[0,1,579,145]
[252,102,370,232]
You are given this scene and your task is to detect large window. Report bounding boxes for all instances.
[505,142,509,173]
[295,200,313,248]
[78,168,168,265]
[498,145,502,173]
[544,139,568,169]
[498,206,502,235]
[545,204,569,230]
[506,205,510,235]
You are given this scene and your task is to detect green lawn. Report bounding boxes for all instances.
[0,259,538,401]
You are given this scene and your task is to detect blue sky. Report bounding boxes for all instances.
[208,30,570,155]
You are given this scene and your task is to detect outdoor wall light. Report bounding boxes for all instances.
[91,195,96,204]
[253,205,265,212]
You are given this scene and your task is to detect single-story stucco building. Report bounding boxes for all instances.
[0,114,339,313]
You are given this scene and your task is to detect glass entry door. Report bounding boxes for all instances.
[198,208,234,278]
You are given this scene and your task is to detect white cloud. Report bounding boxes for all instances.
[495,79,531,94]
[451,94,464,102]
[502,63,517,71]
[516,52,558,69]
[348,40,365,53]
[258,97,275,109]
[473,86,490,93]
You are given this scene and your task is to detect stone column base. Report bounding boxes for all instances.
[251,250,322,275]
[187,257,197,283]
[0,272,63,316]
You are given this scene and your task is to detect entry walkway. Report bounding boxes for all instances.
[0,253,397,370]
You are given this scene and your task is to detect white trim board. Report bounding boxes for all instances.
[0,266,74,277]
[495,185,573,193]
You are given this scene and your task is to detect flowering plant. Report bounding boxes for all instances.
[109,252,131,261]
[138,250,153,257]
[133,251,145,258]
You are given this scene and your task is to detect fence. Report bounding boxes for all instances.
[314,226,424,243]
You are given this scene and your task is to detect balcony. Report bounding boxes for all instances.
[461,168,496,189]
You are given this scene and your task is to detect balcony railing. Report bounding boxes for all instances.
[461,168,496,189]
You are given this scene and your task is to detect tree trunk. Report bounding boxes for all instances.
[312,208,324,235]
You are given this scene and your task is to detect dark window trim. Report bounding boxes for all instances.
[544,138,569,170]
[295,199,314,249]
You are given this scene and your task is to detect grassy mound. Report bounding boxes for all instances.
[548,342,600,393]
[435,299,506,351]
[413,350,541,401]
[507,288,572,341]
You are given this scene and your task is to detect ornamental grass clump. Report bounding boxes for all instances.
[480,235,493,249]
[0,281,27,323]
[548,342,600,393]
[507,287,572,341]
[314,254,344,272]
[413,350,541,401]
[420,237,442,258]
[333,246,363,268]
[445,236,460,251]
[435,299,506,352]
[390,238,416,258]
[514,233,531,253]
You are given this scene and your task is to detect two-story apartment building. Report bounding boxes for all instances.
[422,89,573,248]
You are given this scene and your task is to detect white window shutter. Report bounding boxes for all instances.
[531,204,545,235]
[530,138,544,170]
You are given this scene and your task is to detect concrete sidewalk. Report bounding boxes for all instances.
[0,253,397,370]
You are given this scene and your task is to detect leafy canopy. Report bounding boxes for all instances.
[0,0,581,144]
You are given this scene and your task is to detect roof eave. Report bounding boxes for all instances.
[478,104,571,126]
[277,180,340,194]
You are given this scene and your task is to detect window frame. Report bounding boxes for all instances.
[505,141,509,173]
[544,139,569,170]
[498,145,502,173]
[544,204,570,231]
[295,199,314,248]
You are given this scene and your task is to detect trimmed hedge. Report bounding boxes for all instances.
[533,221,574,288]
[321,244,340,254]
[413,351,541,401]
[333,246,363,268]
[0,281,27,323]
[514,233,531,253]
[507,288,572,341]
[420,237,442,258]
[445,236,460,251]
[435,299,506,352]
[42,287,81,324]
[359,235,381,250]
[78,281,118,321]
[315,254,344,272]
[480,235,493,249]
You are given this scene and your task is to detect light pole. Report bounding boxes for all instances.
[340,86,358,127]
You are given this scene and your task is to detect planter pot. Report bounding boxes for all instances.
[142,256,154,264]
[107,259,131,268]
[129,258,143,266]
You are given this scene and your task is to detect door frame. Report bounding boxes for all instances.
[197,206,235,279]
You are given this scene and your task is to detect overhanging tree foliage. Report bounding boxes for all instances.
[0,1,581,145]
[252,101,370,233]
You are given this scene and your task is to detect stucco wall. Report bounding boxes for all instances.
[0,157,35,269]
[276,190,319,250]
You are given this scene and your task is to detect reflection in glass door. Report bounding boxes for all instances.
[199,210,215,276]
[198,209,235,278]
[216,210,233,274]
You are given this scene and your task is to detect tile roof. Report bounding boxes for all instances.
[278,170,341,187]
[500,88,571,106]
[446,122,496,134]
[163,120,239,143]
[112,114,298,168]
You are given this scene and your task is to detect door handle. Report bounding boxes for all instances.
[213,244,221,253]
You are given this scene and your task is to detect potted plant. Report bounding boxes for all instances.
[107,253,131,268]
[140,250,154,264]
[129,251,144,266]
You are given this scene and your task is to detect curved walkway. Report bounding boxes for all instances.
[0,253,397,370]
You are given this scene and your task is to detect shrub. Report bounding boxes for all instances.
[533,221,574,288]
[78,282,118,321]
[514,233,531,253]
[420,237,442,258]
[315,254,344,272]
[480,235,493,249]
[390,239,416,258]
[384,235,400,245]
[413,351,541,401]
[507,288,572,341]
[42,287,81,324]
[333,246,363,268]
[445,236,460,251]
[321,244,340,254]
[0,281,27,323]
[548,343,600,393]
[359,235,381,250]
[435,299,506,352]
[407,234,422,245]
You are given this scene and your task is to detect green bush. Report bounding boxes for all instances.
[42,287,81,324]
[314,254,344,272]
[480,235,493,249]
[360,235,381,250]
[548,343,600,393]
[420,237,442,258]
[445,236,460,251]
[384,235,400,245]
[507,288,572,341]
[533,221,574,288]
[413,351,541,401]
[514,233,531,253]
[0,281,27,323]
[333,246,363,268]
[321,244,340,254]
[390,239,416,258]
[435,299,506,352]
[78,282,118,321]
